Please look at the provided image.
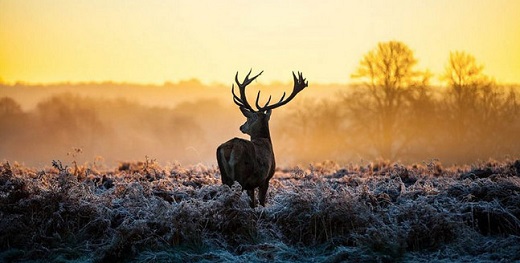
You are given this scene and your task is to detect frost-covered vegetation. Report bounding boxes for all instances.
[1,159,520,262]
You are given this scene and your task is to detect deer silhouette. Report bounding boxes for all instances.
[217,70,308,207]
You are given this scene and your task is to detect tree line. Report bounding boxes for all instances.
[0,94,228,167]
[275,41,519,164]
[1,41,519,167]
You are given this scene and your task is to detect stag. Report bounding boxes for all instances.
[217,70,308,207]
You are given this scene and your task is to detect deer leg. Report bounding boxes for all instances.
[259,180,269,206]
[216,146,234,187]
[247,189,256,208]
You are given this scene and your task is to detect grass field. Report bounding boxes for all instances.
[1,159,519,262]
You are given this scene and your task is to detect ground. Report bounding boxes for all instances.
[1,159,519,262]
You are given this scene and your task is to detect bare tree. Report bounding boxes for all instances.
[347,41,430,160]
[0,97,26,147]
[0,97,23,116]
[441,51,519,160]
[442,51,487,145]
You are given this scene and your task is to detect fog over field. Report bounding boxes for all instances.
[0,80,346,168]
[1,77,519,169]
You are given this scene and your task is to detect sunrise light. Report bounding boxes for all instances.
[1,0,519,85]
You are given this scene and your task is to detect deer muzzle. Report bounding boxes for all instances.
[240,124,247,134]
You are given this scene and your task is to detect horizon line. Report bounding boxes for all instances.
[0,78,356,87]
[2,79,520,88]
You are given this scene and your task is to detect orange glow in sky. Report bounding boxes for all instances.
[1,0,519,84]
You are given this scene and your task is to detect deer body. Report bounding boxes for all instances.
[217,137,275,207]
[217,70,308,207]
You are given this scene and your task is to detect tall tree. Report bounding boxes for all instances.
[442,51,487,136]
[441,51,519,160]
[347,41,430,159]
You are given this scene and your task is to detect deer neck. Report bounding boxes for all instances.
[250,126,275,165]
[250,125,272,146]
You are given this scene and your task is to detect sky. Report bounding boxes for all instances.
[1,0,519,85]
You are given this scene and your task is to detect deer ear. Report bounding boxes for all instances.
[240,107,254,117]
[265,109,272,120]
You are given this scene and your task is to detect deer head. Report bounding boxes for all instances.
[232,69,308,139]
[238,107,271,138]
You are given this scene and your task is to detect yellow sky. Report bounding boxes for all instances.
[1,0,519,85]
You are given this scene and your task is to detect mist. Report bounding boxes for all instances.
[1,78,518,168]
[0,80,342,168]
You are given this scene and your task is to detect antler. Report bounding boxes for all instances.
[231,70,308,112]
[232,69,263,111]
[256,71,308,112]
